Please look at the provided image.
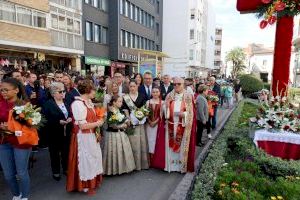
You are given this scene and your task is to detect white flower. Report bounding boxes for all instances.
[116,113,125,122]
[13,106,25,114]
[31,112,41,125]
[135,110,145,119]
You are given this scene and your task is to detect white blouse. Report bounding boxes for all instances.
[71,100,88,125]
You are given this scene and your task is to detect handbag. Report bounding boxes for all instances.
[7,110,39,145]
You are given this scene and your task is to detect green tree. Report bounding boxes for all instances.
[226,47,247,78]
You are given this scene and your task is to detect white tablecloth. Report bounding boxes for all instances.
[254,129,300,146]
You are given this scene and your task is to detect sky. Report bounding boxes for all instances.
[211,0,276,59]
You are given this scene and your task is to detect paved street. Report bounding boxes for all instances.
[0,107,232,200]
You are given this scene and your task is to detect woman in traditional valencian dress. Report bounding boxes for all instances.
[145,87,164,164]
[66,80,104,195]
[103,95,136,175]
[122,79,149,170]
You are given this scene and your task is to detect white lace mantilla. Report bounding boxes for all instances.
[77,131,103,181]
[254,129,300,146]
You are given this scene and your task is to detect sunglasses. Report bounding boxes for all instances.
[174,83,182,86]
[57,90,66,94]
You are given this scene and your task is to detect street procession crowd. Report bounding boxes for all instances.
[0,68,241,200]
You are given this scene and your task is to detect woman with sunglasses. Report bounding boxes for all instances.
[42,82,72,181]
[0,78,31,200]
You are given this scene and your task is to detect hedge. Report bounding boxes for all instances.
[191,100,300,200]
[239,74,264,97]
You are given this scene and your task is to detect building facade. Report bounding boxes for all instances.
[0,0,83,73]
[162,0,215,78]
[214,26,222,70]
[243,43,295,84]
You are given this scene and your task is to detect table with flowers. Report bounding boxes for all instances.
[250,95,300,160]
[254,129,300,160]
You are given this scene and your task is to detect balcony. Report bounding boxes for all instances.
[50,30,83,51]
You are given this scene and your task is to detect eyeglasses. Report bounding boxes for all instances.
[174,83,182,86]
[57,90,66,94]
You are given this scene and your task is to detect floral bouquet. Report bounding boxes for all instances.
[12,103,44,129]
[107,110,127,125]
[250,95,300,133]
[130,105,151,125]
[207,94,219,103]
[94,106,106,142]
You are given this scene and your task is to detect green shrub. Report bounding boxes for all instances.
[239,74,264,97]
[263,83,271,90]
[192,100,300,200]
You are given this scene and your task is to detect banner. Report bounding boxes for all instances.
[139,64,156,77]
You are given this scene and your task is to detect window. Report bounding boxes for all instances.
[156,0,159,13]
[135,6,138,22]
[130,3,134,20]
[124,0,129,17]
[101,26,108,44]
[51,14,58,29]
[135,35,139,48]
[156,23,159,36]
[124,31,128,47]
[74,20,81,34]
[189,49,194,60]
[33,11,46,28]
[93,0,99,8]
[0,2,15,22]
[100,0,107,11]
[86,21,93,41]
[191,9,195,19]
[139,9,142,24]
[58,16,66,31]
[94,24,100,43]
[190,29,194,40]
[17,7,32,26]
[130,33,134,48]
[66,18,73,32]
[143,12,147,26]
[120,0,123,14]
[150,16,154,29]
[120,30,126,46]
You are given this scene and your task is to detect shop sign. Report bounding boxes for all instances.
[120,52,145,62]
[85,56,111,66]
[111,62,126,68]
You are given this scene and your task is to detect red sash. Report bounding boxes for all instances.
[168,99,186,153]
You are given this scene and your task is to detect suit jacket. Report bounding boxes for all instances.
[42,99,72,143]
[160,84,174,100]
[139,84,154,100]
[65,87,80,107]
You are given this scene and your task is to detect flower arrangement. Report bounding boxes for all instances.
[207,94,219,103]
[250,95,300,133]
[134,105,151,121]
[94,106,106,141]
[107,110,127,125]
[257,0,300,29]
[12,103,45,129]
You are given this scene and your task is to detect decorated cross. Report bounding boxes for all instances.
[237,0,294,96]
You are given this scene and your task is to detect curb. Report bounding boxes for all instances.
[168,106,237,200]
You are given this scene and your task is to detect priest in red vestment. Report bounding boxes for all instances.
[164,77,196,173]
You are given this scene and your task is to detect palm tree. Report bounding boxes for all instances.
[226,47,246,78]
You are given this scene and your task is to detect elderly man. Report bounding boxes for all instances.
[160,74,173,100]
[164,77,196,173]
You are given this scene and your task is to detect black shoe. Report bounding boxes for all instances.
[52,174,61,181]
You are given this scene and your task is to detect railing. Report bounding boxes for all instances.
[50,30,83,50]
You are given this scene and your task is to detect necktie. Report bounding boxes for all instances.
[147,86,150,98]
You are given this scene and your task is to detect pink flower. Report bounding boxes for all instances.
[274,1,286,11]
[261,0,272,3]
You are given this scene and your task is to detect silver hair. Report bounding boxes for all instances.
[49,82,65,97]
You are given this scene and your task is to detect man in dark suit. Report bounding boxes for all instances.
[160,74,173,100]
[139,72,153,100]
[114,72,129,95]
